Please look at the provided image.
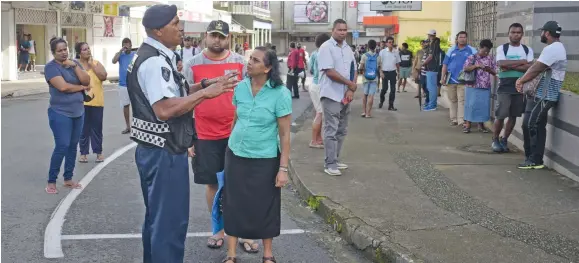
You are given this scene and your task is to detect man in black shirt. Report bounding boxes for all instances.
[397,43,413,92]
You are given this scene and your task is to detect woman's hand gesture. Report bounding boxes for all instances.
[275,170,288,188]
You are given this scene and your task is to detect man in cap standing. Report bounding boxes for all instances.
[422,29,442,111]
[182,20,260,252]
[516,21,567,169]
[127,5,239,262]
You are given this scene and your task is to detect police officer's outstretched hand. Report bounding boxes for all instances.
[203,77,239,99]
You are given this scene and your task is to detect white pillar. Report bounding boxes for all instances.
[451,1,467,39]
[252,29,256,49]
[268,29,271,44]
[1,9,18,81]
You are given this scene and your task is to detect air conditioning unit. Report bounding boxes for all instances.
[221,2,229,8]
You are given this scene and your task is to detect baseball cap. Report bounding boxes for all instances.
[539,21,562,35]
[427,29,436,35]
[207,20,229,37]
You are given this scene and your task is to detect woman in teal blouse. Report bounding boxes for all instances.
[222,47,292,263]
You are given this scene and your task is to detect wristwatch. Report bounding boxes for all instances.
[200,78,209,89]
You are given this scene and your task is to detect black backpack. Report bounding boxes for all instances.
[503,43,529,57]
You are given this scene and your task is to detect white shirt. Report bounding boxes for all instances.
[181,47,195,63]
[135,37,182,106]
[536,42,567,101]
[379,48,401,71]
[29,40,36,54]
[495,44,534,63]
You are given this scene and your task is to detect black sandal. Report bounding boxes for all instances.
[207,236,224,249]
[263,256,277,263]
[222,256,236,263]
[239,239,259,253]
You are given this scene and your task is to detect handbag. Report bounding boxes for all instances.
[521,70,550,98]
[458,56,477,85]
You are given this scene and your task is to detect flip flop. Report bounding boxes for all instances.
[45,185,58,194]
[207,236,224,249]
[95,155,105,163]
[121,128,130,134]
[78,155,88,163]
[63,181,83,189]
[239,239,259,253]
[263,256,277,263]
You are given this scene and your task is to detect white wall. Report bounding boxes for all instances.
[92,16,131,78]
[1,9,18,81]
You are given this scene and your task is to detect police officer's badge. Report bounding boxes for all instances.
[161,67,171,82]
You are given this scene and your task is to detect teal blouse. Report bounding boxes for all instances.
[228,78,292,158]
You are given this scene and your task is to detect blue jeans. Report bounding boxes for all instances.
[47,108,84,183]
[135,145,190,263]
[426,71,439,109]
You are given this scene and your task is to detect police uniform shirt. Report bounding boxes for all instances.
[137,37,182,106]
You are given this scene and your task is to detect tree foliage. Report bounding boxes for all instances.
[403,31,452,56]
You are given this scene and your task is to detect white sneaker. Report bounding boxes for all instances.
[324,168,342,176]
[337,162,348,170]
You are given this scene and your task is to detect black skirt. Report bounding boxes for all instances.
[223,148,281,239]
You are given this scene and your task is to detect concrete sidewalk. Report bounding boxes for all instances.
[289,89,579,263]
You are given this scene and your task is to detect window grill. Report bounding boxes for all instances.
[15,8,57,25]
[465,1,498,53]
[61,12,92,28]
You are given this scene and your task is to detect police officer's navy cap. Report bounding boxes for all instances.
[207,20,229,37]
[142,4,178,29]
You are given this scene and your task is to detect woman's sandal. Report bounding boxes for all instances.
[207,236,224,249]
[63,181,83,189]
[78,155,88,163]
[45,184,58,194]
[222,256,236,263]
[95,154,105,163]
[239,239,259,253]
[263,256,277,263]
[463,126,471,134]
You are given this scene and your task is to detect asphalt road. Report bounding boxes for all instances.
[1,82,370,262]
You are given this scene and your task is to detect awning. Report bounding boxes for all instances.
[101,1,168,8]
[230,18,253,34]
[362,16,399,34]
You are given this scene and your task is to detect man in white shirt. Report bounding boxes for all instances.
[180,36,198,63]
[516,21,567,170]
[378,36,401,111]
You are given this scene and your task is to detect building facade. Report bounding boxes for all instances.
[213,1,272,51]
[1,1,166,81]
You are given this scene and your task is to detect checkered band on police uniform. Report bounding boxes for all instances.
[132,118,170,133]
[131,128,166,148]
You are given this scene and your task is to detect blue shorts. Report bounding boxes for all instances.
[363,82,378,95]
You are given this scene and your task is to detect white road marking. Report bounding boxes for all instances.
[61,229,310,241]
[43,142,138,258]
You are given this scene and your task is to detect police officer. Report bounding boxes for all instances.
[126,4,239,263]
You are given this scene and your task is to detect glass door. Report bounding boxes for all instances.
[61,28,87,59]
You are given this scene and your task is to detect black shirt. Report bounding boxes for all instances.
[426,42,442,72]
[399,50,413,68]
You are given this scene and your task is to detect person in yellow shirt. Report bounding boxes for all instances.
[75,42,108,163]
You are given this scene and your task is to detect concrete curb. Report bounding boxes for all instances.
[1,77,119,99]
[288,160,422,263]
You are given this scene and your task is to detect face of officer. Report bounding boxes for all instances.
[151,15,182,47]
[206,32,229,53]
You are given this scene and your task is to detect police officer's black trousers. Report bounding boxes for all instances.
[135,145,190,263]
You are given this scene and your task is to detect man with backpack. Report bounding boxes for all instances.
[492,23,534,152]
[359,39,382,118]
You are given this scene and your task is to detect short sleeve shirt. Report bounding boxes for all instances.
[118,51,135,87]
[443,45,477,84]
[136,37,182,107]
[228,79,292,158]
[535,42,567,101]
[44,60,85,117]
[359,51,382,83]
[182,50,247,140]
[318,37,356,102]
[496,44,534,93]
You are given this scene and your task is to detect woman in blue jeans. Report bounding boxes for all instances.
[44,37,91,194]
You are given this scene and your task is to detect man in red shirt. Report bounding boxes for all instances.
[287,42,305,98]
[183,20,258,252]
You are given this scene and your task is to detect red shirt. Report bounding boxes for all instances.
[287,49,301,69]
[297,49,306,69]
[190,52,244,140]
